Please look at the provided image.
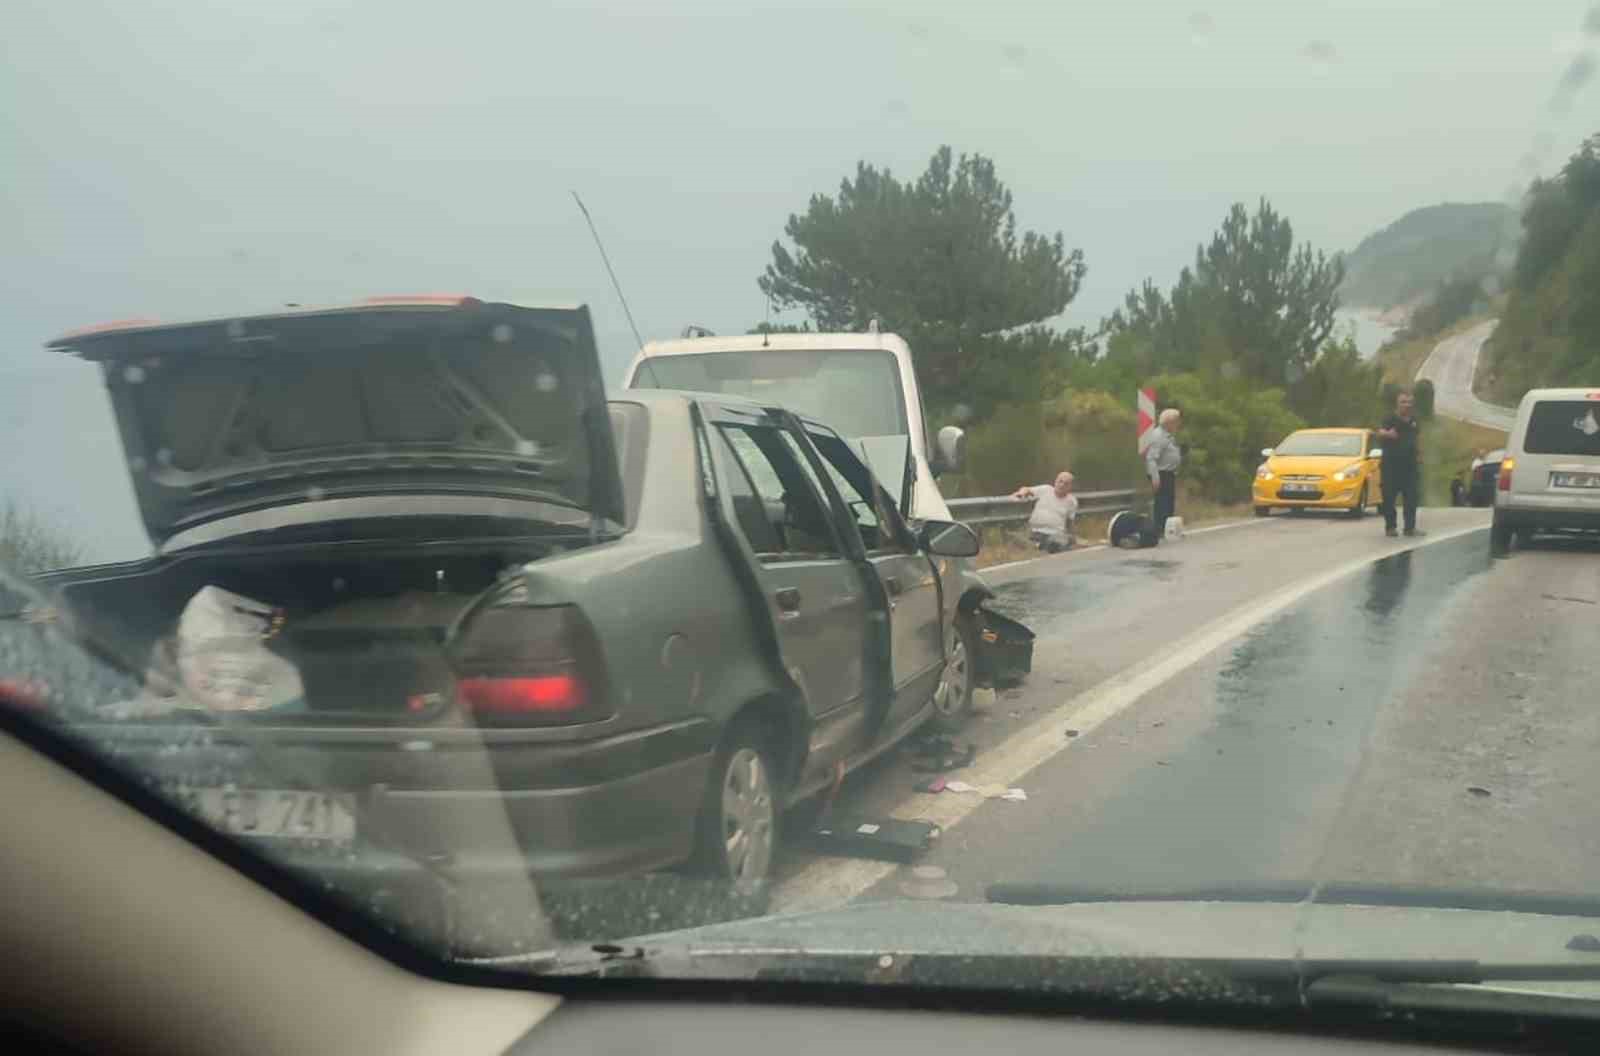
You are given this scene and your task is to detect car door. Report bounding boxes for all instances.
[796,423,943,737]
[1365,430,1382,499]
[700,403,885,769]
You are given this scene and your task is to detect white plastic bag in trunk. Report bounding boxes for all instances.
[175,586,304,713]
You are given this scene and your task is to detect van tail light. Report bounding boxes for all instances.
[449,599,611,725]
[1498,457,1515,492]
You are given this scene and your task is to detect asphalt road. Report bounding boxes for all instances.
[1416,319,1517,431]
[772,507,1600,912]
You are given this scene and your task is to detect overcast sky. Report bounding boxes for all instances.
[3,0,1597,561]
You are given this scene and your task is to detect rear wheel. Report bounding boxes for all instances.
[692,718,780,894]
[1254,506,1271,518]
[1490,510,1516,557]
[930,615,976,733]
[1348,484,1368,519]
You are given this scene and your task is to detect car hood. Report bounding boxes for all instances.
[608,894,1600,998]
[48,301,623,545]
[1266,454,1366,476]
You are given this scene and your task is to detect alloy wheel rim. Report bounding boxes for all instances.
[721,748,774,889]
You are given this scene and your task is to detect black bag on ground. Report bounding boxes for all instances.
[1109,509,1157,549]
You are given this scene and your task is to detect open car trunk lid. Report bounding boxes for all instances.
[48,300,623,547]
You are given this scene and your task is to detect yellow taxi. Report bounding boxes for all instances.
[1252,427,1383,517]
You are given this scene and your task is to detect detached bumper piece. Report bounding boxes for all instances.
[974,607,1034,688]
[806,815,942,863]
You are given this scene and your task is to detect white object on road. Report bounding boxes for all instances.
[1165,516,1184,540]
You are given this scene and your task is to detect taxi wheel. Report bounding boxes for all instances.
[1254,506,1271,517]
[1348,484,1368,518]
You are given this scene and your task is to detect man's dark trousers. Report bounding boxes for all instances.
[1381,463,1418,533]
[1143,470,1177,547]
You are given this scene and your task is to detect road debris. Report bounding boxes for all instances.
[1065,728,1081,738]
[1467,786,1492,797]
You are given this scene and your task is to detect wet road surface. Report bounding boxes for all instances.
[774,508,1600,911]
[1417,319,1516,431]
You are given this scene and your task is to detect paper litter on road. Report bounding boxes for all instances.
[935,780,1025,801]
[943,780,977,793]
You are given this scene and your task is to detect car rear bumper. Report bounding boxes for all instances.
[1496,503,1600,532]
[71,716,715,882]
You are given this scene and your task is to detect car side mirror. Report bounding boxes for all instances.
[1260,447,1274,457]
[919,519,980,558]
[1369,447,1383,459]
[933,426,966,477]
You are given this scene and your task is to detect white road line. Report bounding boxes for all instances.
[980,516,1271,575]
[771,520,1488,914]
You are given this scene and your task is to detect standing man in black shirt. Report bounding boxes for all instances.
[1377,390,1423,538]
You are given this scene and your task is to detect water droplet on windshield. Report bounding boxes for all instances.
[515,439,540,457]
[492,323,514,344]
[123,365,145,384]
[129,455,148,474]
[306,486,327,502]
[535,372,559,393]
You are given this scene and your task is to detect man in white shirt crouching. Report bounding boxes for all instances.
[1011,471,1079,553]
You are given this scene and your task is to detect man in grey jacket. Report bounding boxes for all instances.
[1142,408,1183,546]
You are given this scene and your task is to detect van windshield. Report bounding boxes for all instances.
[631,349,908,439]
[1524,401,1600,456]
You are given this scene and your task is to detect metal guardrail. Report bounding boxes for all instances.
[947,489,1137,527]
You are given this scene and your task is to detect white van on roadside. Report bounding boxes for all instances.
[1492,387,1600,554]
[621,329,967,523]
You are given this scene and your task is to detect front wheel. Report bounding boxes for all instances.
[1254,505,1271,518]
[930,615,977,733]
[1490,509,1516,557]
[692,719,780,894]
[1348,484,1368,518]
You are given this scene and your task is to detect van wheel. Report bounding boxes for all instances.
[1490,511,1516,557]
[930,615,976,733]
[692,717,779,895]
[1349,484,1368,518]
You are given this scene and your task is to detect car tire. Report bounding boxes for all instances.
[1490,509,1516,557]
[1349,484,1368,519]
[1254,506,1271,517]
[692,717,780,895]
[930,615,977,733]
[1288,507,1305,516]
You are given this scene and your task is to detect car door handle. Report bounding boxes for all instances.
[775,587,802,615]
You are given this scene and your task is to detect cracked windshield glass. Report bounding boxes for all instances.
[7,0,1600,1006]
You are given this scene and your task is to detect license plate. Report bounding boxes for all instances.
[1283,484,1319,494]
[187,788,356,843]
[1551,472,1600,489]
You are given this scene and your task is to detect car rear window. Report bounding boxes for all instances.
[1524,401,1600,456]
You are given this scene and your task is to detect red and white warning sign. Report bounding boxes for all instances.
[1136,387,1157,453]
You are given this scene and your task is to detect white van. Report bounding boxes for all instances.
[1492,387,1600,553]
[621,330,967,523]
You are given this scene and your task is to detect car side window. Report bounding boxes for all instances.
[806,428,918,556]
[716,425,841,559]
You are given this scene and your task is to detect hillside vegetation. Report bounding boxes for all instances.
[1480,134,1600,401]
[1340,202,1518,310]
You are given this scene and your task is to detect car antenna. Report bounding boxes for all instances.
[571,190,645,350]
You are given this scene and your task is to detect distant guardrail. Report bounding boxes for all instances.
[947,489,1137,527]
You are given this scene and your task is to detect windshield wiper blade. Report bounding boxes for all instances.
[986,882,1600,920]
[1308,971,1600,1023]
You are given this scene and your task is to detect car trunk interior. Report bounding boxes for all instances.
[54,535,559,720]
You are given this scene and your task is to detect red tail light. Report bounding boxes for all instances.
[450,599,611,725]
[1498,457,1515,492]
[458,674,587,715]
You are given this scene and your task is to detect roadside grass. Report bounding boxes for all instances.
[973,490,1252,568]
